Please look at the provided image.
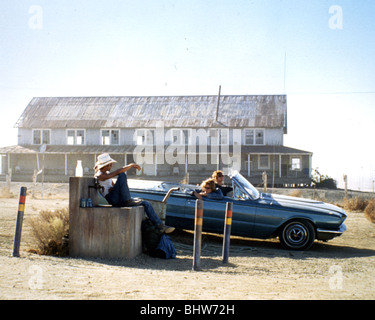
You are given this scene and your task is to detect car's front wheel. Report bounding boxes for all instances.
[279,219,315,250]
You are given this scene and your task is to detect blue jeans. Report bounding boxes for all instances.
[105,173,163,226]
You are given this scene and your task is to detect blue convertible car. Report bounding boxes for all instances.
[129,171,347,250]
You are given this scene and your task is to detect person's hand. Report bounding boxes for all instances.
[193,191,202,199]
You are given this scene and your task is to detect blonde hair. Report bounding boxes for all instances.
[200,178,216,191]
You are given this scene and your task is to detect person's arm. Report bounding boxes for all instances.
[192,188,204,199]
[97,163,141,181]
[193,191,203,199]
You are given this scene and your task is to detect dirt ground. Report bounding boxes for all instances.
[0,182,374,300]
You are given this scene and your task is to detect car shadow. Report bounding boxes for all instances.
[170,229,375,260]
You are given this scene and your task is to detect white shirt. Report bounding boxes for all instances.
[94,171,113,196]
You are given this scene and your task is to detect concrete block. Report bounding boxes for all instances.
[69,177,143,259]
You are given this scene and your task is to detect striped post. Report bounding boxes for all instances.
[192,199,203,271]
[222,202,233,264]
[12,187,27,257]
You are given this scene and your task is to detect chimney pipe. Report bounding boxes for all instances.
[215,85,221,122]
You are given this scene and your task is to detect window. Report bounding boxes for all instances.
[255,129,264,145]
[208,129,229,145]
[291,157,301,171]
[209,129,219,145]
[136,130,144,145]
[67,129,85,145]
[101,129,120,145]
[244,129,264,145]
[33,129,50,145]
[76,130,85,145]
[245,129,254,145]
[233,182,250,201]
[171,129,191,145]
[259,155,270,169]
[182,129,191,145]
[135,129,154,145]
[33,130,41,144]
[220,129,229,145]
[172,129,180,144]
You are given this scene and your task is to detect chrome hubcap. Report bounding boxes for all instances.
[285,223,308,247]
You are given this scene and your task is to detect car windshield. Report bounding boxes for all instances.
[231,172,260,200]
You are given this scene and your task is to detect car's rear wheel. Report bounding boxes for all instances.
[279,219,315,250]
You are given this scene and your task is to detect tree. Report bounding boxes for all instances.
[311,168,337,189]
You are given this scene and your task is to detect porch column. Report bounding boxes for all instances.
[36,153,40,171]
[7,153,11,179]
[155,154,158,176]
[247,153,251,176]
[279,154,282,178]
[65,153,68,175]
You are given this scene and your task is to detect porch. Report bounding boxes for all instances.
[0,144,312,187]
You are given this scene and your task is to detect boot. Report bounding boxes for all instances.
[158,224,175,234]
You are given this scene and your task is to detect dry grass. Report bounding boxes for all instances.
[28,208,69,256]
[0,187,15,198]
[343,197,369,212]
[288,190,302,197]
[342,196,375,224]
[365,199,375,224]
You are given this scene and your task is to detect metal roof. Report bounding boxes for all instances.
[15,95,287,132]
[241,145,312,155]
[0,145,134,155]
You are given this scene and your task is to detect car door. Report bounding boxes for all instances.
[186,197,228,233]
[181,182,258,237]
[229,182,257,237]
[165,192,190,229]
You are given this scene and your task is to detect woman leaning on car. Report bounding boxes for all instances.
[193,178,224,200]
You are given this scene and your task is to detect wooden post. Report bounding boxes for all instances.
[13,187,27,257]
[262,171,267,192]
[222,202,233,264]
[193,199,203,271]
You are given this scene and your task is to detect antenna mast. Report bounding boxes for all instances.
[215,85,221,122]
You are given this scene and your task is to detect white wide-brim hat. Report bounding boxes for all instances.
[94,153,117,170]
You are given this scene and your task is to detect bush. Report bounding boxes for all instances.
[311,168,337,189]
[315,178,337,189]
[28,208,69,256]
[343,197,368,212]
[364,199,375,224]
[289,190,302,198]
[0,187,15,198]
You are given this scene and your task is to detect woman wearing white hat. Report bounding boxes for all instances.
[94,153,174,234]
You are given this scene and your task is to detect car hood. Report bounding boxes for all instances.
[260,193,347,217]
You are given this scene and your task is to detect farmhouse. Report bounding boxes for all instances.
[0,95,312,186]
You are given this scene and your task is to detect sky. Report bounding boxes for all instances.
[0,0,374,191]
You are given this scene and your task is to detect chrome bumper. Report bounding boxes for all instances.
[317,224,347,241]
